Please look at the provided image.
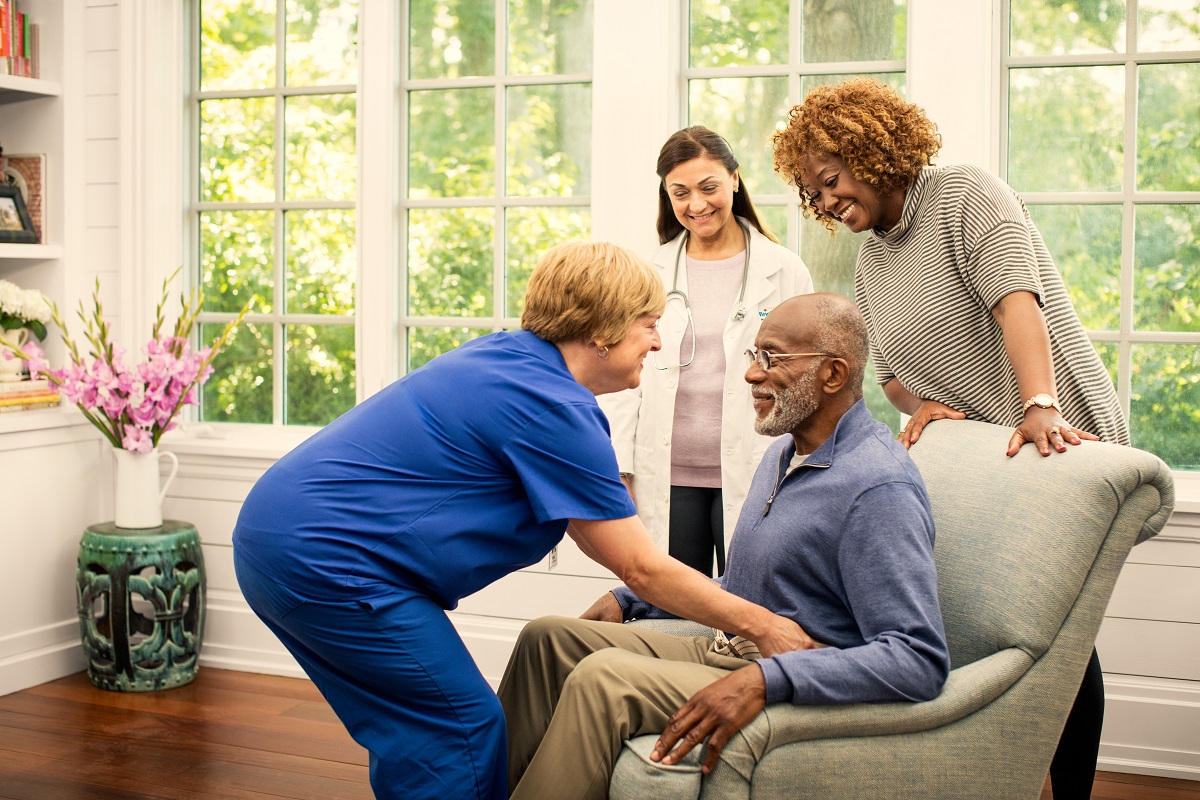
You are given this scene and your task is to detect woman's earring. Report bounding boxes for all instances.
[597,345,610,359]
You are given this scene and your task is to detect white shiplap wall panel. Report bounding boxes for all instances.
[202,543,237,594]
[1097,618,1200,682]
[83,226,119,273]
[454,570,623,622]
[84,94,119,137]
[83,184,120,228]
[161,495,243,547]
[84,139,120,183]
[1107,563,1200,624]
[85,1,119,47]
[84,51,119,95]
[0,434,104,696]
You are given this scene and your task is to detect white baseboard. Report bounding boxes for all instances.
[197,645,307,679]
[1098,673,1200,781]
[0,631,87,696]
[1098,753,1200,782]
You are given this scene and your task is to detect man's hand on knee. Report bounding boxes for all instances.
[579,591,623,623]
[650,665,766,774]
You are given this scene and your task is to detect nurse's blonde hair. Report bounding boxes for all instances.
[521,241,665,347]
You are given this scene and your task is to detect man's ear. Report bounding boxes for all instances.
[822,357,851,395]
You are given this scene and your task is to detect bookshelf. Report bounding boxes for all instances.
[0,74,60,104]
[0,0,83,439]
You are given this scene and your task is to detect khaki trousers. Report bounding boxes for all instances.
[497,616,752,800]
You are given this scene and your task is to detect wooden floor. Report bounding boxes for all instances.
[0,668,1196,800]
[0,668,370,799]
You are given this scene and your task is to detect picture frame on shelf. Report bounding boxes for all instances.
[2,153,45,242]
[0,182,37,243]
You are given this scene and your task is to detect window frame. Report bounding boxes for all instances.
[186,1,362,428]
[397,1,595,371]
[999,0,1200,475]
[678,0,909,256]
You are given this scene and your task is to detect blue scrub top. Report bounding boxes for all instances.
[233,330,636,609]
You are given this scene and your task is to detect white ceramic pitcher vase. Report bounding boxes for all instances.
[112,448,180,529]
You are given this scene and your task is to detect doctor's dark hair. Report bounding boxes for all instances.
[656,126,779,246]
[522,241,665,347]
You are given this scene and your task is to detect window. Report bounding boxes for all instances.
[1003,0,1200,470]
[684,0,908,429]
[192,1,359,426]
[403,1,593,369]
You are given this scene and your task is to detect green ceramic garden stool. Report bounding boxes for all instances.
[76,520,206,692]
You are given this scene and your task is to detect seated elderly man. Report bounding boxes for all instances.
[497,293,950,800]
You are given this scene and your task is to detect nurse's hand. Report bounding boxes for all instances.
[750,613,823,657]
[579,591,623,623]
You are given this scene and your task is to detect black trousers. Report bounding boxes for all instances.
[668,485,725,577]
[1050,648,1104,799]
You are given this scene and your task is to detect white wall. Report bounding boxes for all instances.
[0,0,113,697]
[0,0,1196,784]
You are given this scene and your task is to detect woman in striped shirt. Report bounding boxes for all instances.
[770,77,1128,800]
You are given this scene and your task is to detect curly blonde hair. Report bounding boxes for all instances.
[771,78,942,232]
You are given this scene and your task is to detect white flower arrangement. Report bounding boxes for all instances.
[0,279,52,341]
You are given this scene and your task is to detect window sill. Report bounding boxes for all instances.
[1170,473,1200,516]
[159,423,321,461]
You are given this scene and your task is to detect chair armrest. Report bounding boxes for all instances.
[708,647,1035,782]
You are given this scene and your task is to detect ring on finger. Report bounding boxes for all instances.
[1050,427,1061,436]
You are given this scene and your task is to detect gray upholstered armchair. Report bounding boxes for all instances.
[609,419,1174,800]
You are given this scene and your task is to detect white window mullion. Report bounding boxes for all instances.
[495,0,507,328]
[908,0,997,172]
[357,0,400,399]
[591,0,676,252]
[273,72,287,424]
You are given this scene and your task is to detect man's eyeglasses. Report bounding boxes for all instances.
[744,347,832,371]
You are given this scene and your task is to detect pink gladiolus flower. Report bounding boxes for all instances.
[37,274,246,455]
[122,426,154,453]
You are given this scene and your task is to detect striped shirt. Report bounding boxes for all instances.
[854,165,1129,445]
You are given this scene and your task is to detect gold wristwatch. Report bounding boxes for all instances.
[1021,393,1061,414]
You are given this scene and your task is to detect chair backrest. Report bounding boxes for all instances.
[905,419,1173,670]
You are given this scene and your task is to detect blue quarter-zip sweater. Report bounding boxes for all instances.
[614,399,949,705]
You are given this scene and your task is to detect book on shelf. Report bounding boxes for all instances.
[0,387,56,404]
[0,0,36,78]
[0,391,59,412]
[0,2,9,64]
[0,383,56,402]
[0,377,50,394]
[0,400,60,413]
[2,153,45,242]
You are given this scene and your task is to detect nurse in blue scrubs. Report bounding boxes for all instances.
[232,241,810,800]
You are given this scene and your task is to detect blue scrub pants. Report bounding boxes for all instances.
[234,551,507,800]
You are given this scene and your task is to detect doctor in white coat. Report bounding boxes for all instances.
[601,126,813,575]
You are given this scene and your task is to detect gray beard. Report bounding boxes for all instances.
[753,364,819,437]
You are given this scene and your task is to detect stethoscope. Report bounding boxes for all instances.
[654,218,752,371]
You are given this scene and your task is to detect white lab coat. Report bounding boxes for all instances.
[599,220,814,553]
